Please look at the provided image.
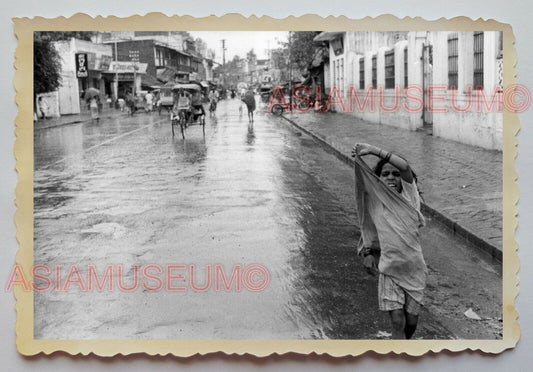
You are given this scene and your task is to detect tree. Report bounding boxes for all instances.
[284,31,322,73]
[246,49,257,64]
[34,33,62,95]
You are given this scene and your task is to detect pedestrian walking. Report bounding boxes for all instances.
[242,87,256,123]
[38,96,49,120]
[351,142,427,339]
[145,91,154,112]
[191,90,205,117]
[89,97,100,121]
[126,92,135,116]
[208,89,218,115]
[118,97,125,112]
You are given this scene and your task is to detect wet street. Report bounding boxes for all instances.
[33,98,502,340]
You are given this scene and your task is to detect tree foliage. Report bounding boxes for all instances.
[36,31,96,42]
[34,36,62,94]
[289,31,321,72]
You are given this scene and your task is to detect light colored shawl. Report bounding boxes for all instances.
[354,156,427,302]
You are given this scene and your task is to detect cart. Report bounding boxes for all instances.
[170,83,206,138]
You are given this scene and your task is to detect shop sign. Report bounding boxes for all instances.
[108,61,147,74]
[97,55,112,71]
[86,52,97,69]
[117,73,135,81]
[75,53,88,78]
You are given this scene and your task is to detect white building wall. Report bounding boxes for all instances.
[324,31,502,150]
[55,39,81,115]
[431,31,502,150]
[54,38,113,115]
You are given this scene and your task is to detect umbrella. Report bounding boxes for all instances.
[83,87,100,100]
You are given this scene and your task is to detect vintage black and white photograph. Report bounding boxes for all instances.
[20,18,514,354]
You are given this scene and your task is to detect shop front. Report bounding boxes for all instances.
[103,61,148,100]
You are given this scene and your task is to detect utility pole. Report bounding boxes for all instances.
[288,31,293,112]
[129,50,139,98]
[221,39,226,86]
[114,41,118,102]
[221,39,226,66]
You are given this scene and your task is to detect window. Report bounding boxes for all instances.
[155,48,164,67]
[332,58,344,96]
[359,58,364,89]
[164,50,171,67]
[339,58,344,96]
[331,38,344,56]
[448,33,459,90]
[473,31,484,89]
[372,55,377,89]
[497,31,503,89]
[385,50,395,89]
[403,47,408,87]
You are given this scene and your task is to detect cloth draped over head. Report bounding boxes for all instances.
[353,155,427,303]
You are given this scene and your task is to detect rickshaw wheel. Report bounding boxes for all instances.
[272,104,284,116]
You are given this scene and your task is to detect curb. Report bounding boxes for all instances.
[279,114,502,263]
[34,110,149,130]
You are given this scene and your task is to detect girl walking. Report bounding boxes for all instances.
[352,142,427,339]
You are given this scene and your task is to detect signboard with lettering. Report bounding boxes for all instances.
[97,55,112,71]
[116,73,135,81]
[107,61,147,74]
[86,52,97,70]
[75,53,88,78]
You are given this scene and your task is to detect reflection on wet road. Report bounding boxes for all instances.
[34,100,501,340]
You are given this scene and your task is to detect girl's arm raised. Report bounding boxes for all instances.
[352,143,414,183]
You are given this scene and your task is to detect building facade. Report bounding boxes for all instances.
[53,38,113,115]
[103,39,201,99]
[315,31,503,150]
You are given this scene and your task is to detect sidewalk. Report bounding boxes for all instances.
[282,110,502,261]
[34,107,130,130]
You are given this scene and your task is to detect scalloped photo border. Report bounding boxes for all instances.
[12,13,519,357]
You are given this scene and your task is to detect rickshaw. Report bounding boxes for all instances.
[259,82,273,104]
[170,83,206,138]
[156,84,174,114]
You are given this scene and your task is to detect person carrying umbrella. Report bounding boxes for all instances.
[89,96,99,121]
[242,87,256,123]
[83,88,100,121]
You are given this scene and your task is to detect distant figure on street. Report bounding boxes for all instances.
[208,89,218,115]
[126,92,135,115]
[191,90,205,117]
[89,97,99,121]
[351,142,427,339]
[242,87,256,123]
[145,91,154,112]
[118,97,125,112]
[38,96,49,120]
[172,88,192,122]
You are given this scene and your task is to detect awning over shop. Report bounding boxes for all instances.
[314,31,345,43]
[141,74,162,90]
[157,67,178,83]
